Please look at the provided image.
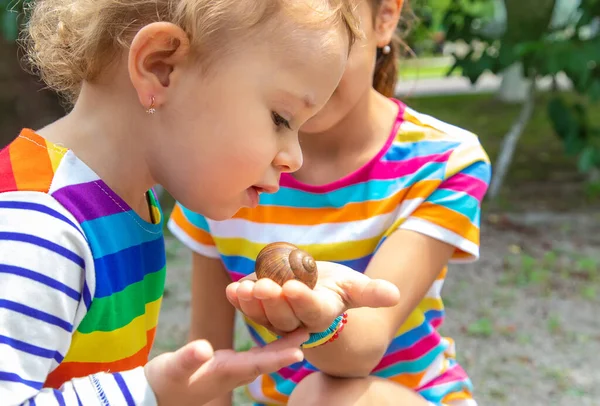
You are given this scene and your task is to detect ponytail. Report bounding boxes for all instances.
[373,33,401,98]
[371,0,415,98]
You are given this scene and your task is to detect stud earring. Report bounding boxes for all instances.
[382,45,391,55]
[146,96,156,115]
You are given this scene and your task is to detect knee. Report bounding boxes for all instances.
[288,372,373,406]
[288,372,431,406]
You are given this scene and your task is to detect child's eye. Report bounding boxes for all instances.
[272,112,291,130]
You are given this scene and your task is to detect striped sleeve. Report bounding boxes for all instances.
[0,191,157,405]
[167,203,219,258]
[399,142,492,262]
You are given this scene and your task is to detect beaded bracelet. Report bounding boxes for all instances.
[326,312,348,344]
[301,312,348,349]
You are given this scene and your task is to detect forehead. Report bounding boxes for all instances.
[273,28,347,93]
[270,19,349,72]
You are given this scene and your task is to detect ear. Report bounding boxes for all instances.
[128,22,191,110]
[374,0,403,47]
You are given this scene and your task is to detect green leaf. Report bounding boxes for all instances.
[588,79,600,103]
[578,146,596,173]
[548,97,574,139]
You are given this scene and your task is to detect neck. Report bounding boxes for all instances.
[37,82,156,219]
[298,89,398,161]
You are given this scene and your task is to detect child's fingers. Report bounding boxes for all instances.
[261,300,300,333]
[225,283,242,310]
[254,279,301,332]
[282,280,333,332]
[265,328,310,350]
[236,279,257,301]
[237,282,270,326]
[238,298,270,327]
[229,330,307,378]
[170,339,214,379]
[253,278,283,300]
[211,346,304,388]
[234,280,270,326]
[246,346,304,375]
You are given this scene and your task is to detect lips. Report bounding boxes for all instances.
[244,184,279,208]
[252,184,279,194]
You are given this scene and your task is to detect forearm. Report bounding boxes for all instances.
[304,231,456,377]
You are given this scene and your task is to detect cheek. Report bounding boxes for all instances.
[342,43,378,88]
[302,51,375,131]
[212,120,278,178]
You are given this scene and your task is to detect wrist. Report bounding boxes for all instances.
[301,312,348,349]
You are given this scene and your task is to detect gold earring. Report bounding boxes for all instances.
[382,45,391,55]
[146,96,156,115]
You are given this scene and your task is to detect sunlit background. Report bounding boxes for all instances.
[1,1,599,405]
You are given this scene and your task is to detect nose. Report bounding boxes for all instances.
[274,136,303,173]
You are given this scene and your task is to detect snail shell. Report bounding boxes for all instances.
[255,242,318,289]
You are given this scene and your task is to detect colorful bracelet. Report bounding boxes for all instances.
[326,312,348,344]
[301,312,348,349]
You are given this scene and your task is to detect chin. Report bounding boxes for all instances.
[202,206,241,222]
[175,197,239,222]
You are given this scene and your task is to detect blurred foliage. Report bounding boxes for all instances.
[442,0,600,176]
[403,0,452,55]
[404,0,497,55]
[3,0,599,175]
[0,0,28,42]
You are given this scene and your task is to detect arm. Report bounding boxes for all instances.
[188,253,236,406]
[303,231,455,377]
[0,191,156,405]
[303,153,492,377]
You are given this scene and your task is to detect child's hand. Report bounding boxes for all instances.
[225,261,401,335]
[145,329,308,406]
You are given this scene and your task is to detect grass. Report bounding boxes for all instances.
[499,246,599,301]
[398,62,461,80]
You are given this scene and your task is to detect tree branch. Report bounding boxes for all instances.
[488,76,537,200]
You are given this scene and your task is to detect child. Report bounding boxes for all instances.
[168,0,492,405]
[0,0,385,404]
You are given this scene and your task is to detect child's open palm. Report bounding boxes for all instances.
[225,261,400,335]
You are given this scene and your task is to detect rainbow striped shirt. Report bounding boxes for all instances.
[0,129,163,405]
[168,100,492,405]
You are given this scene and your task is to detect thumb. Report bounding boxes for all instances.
[343,278,400,309]
[168,339,215,379]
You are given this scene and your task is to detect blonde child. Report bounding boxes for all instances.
[0,1,407,405]
[168,0,492,405]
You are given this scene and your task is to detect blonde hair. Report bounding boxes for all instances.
[23,0,362,104]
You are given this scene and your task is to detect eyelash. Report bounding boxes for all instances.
[272,112,291,130]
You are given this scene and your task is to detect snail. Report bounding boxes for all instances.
[254,242,318,289]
